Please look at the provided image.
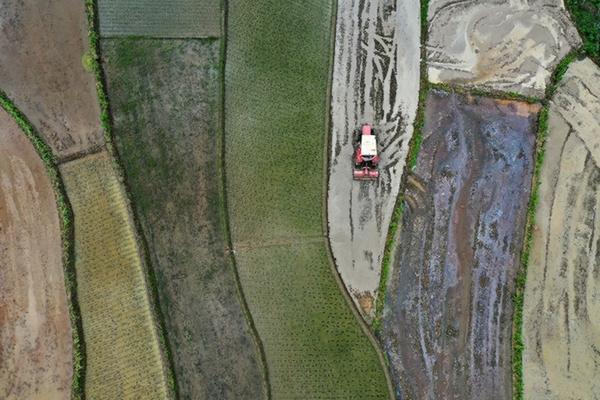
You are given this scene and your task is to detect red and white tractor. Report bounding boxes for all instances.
[352,124,380,180]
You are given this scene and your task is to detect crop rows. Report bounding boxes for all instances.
[98,0,221,38]
[225,0,390,397]
[60,151,168,399]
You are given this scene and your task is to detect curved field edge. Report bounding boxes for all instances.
[511,50,583,400]
[219,1,272,397]
[372,0,430,334]
[83,1,177,396]
[564,0,599,64]
[224,0,390,397]
[0,91,85,399]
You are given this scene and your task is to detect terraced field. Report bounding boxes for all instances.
[225,0,390,397]
[427,0,581,96]
[102,38,267,400]
[382,90,538,399]
[60,151,168,399]
[0,0,103,159]
[328,0,421,318]
[98,0,221,38]
[0,108,72,400]
[523,58,600,399]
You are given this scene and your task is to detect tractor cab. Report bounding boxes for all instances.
[353,124,380,180]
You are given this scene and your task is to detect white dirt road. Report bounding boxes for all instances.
[328,0,420,318]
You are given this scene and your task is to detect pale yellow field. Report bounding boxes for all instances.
[60,151,168,399]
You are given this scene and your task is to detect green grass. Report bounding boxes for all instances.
[225,0,389,397]
[565,0,600,64]
[0,91,85,400]
[511,51,578,400]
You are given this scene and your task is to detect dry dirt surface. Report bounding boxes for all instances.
[0,108,72,399]
[427,0,581,97]
[328,0,420,318]
[0,0,103,160]
[523,58,600,400]
[382,90,538,399]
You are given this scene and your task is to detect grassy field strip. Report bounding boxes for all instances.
[225,0,390,397]
[60,151,168,399]
[98,0,221,38]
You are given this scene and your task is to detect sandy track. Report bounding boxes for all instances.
[523,59,600,400]
[426,0,580,97]
[0,109,72,399]
[0,0,103,159]
[328,0,420,317]
[382,90,537,399]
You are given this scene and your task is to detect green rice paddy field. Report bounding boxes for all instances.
[225,0,390,398]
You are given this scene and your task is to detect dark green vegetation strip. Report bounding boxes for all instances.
[565,0,600,64]
[0,91,86,400]
[428,82,541,105]
[372,0,430,333]
[225,0,389,397]
[102,38,267,400]
[84,1,177,396]
[511,52,579,400]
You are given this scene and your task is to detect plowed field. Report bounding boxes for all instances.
[383,90,538,400]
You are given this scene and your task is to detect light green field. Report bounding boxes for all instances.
[225,0,390,397]
[61,151,168,399]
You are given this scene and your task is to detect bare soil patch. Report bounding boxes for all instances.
[328,0,420,318]
[382,90,538,399]
[0,0,103,159]
[427,0,581,97]
[0,108,72,399]
[523,58,600,399]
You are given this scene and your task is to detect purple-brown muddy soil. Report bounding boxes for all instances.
[382,90,539,400]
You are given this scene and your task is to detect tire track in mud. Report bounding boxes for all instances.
[328,0,420,318]
[523,59,600,400]
[382,90,538,399]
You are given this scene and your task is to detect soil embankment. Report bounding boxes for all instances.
[328,0,420,317]
[427,0,580,96]
[523,58,600,399]
[382,90,538,399]
[0,108,72,399]
[0,0,103,159]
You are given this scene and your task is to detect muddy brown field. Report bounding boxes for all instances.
[382,90,538,399]
[0,0,103,159]
[0,109,72,399]
[524,58,600,400]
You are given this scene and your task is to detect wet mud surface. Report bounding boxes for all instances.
[0,0,103,159]
[382,90,538,399]
[328,0,420,318]
[0,108,72,399]
[523,59,600,400]
[427,0,581,97]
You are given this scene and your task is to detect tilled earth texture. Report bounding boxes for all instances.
[0,0,103,160]
[0,109,72,399]
[102,38,266,400]
[329,0,420,318]
[427,0,581,97]
[523,58,600,400]
[383,90,538,400]
[98,0,220,38]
